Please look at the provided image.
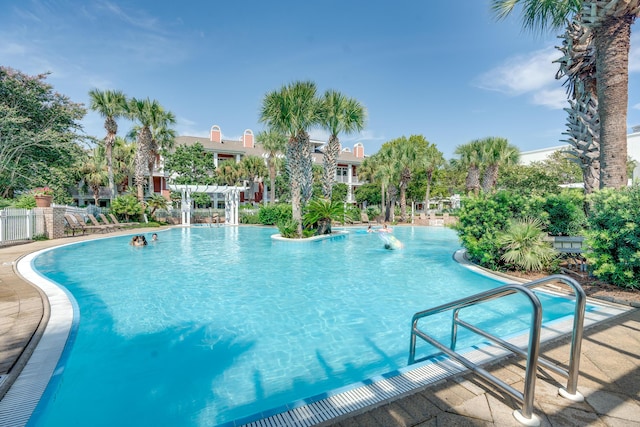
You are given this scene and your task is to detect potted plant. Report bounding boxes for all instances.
[32,187,54,207]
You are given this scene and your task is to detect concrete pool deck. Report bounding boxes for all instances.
[0,231,639,426]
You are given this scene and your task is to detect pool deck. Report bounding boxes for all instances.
[1,231,639,426]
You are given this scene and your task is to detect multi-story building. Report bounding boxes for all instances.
[158,124,367,205]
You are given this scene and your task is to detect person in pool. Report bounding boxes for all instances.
[151,233,158,242]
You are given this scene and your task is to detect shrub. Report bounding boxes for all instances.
[111,194,144,221]
[585,187,640,289]
[258,204,292,225]
[303,198,344,235]
[543,191,586,236]
[277,219,299,238]
[497,218,557,272]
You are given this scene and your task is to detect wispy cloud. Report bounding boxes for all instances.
[474,46,566,109]
[629,33,640,73]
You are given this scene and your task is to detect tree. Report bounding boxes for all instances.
[260,81,322,237]
[216,160,241,186]
[415,138,445,210]
[238,155,268,204]
[80,148,108,206]
[318,90,366,199]
[303,198,344,235]
[492,0,638,189]
[163,142,216,185]
[479,137,520,193]
[454,140,483,196]
[88,89,128,201]
[0,67,86,197]
[256,129,287,204]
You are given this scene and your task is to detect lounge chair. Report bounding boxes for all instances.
[87,213,116,232]
[64,214,102,235]
[99,213,123,230]
[109,213,139,227]
[361,212,371,224]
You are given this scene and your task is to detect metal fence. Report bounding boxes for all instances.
[0,208,46,245]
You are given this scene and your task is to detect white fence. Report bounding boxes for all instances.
[0,208,47,245]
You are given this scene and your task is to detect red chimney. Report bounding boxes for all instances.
[243,129,254,148]
[354,142,364,158]
[210,125,221,143]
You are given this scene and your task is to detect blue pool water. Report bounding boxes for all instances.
[28,226,580,426]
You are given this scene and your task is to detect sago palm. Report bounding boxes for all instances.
[498,217,557,272]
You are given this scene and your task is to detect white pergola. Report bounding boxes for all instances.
[168,184,247,226]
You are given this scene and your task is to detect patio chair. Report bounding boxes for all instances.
[64,214,102,236]
[361,212,371,224]
[109,213,139,227]
[99,213,123,230]
[86,213,116,232]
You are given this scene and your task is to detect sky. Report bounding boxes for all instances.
[2,0,640,160]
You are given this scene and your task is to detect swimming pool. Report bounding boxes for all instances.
[23,226,594,426]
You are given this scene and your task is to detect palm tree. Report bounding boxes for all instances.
[127,98,172,201]
[256,129,287,204]
[112,136,136,192]
[146,112,176,197]
[238,155,268,204]
[260,81,322,237]
[217,160,241,186]
[88,89,127,201]
[415,137,445,212]
[388,137,419,222]
[454,140,483,196]
[492,0,638,189]
[80,148,109,206]
[318,90,366,199]
[556,16,600,193]
[479,137,520,193]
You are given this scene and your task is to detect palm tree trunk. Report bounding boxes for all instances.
[594,15,633,189]
[269,161,276,204]
[424,171,432,212]
[322,135,340,199]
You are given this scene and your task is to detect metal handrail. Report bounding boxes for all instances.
[409,284,542,424]
[408,275,586,426]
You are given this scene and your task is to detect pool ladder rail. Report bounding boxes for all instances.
[408,274,586,427]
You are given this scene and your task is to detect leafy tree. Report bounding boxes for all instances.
[416,140,445,208]
[163,142,216,185]
[318,90,366,199]
[454,140,483,195]
[88,89,128,201]
[147,193,169,217]
[497,164,564,195]
[354,182,381,205]
[0,67,86,197]
[191,192,211,207]
[331,183,348,203]
[258,203,292,225]
[79,148,108,206]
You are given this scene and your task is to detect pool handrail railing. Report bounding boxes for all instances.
[409,275,586,426]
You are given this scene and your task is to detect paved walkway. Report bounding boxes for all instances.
[0,232,639,426]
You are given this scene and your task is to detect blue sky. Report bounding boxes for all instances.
[2,0,639,159]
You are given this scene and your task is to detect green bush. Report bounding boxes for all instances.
[277,218,299,238]
[240,211,261,224]
[543,191,586,236]
[497,218,557,272]
[258,204,292,225]
[111,194,144,221]
[585,187,640,289]
[455,191,546,270]
[14,194,36,209]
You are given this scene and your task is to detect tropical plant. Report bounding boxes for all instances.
[256,129,287,204]
[79,148,108,206]
[260,81,322,237]
[146,193,169,217]
[543,191,586,236]
[492,0,638,189]
[110,194,144,221]
[318,90,366,199]
[258,203,292,225]
[497,218,557,272]
[238,155,268,204]
[416,141,445,209]
[88,88,128,201]
[479,137,520,192]
[454,140,483,196]
[276,218,300,238]
[216,160,241,186]
[303,198,344,235]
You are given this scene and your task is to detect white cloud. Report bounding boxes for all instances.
[475,46,566,109]
[0,41,26,55]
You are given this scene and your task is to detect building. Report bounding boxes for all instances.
[519,127,640,180]
[157,125,367,205]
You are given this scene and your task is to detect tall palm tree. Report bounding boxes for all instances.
[256,129,287,204]
[127,97,158,201]
[480,137,520,192]
[112,136,136,192]
[88,89,127,201]
[388,137,419,222]
[415,137,445,212]
[318,90,366,199]
[556,16,600,193]
[492,0,639,189]
[260,81,322,237]
[146,112,176,196]
[217,160,242,186]
[454,140,483,196]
